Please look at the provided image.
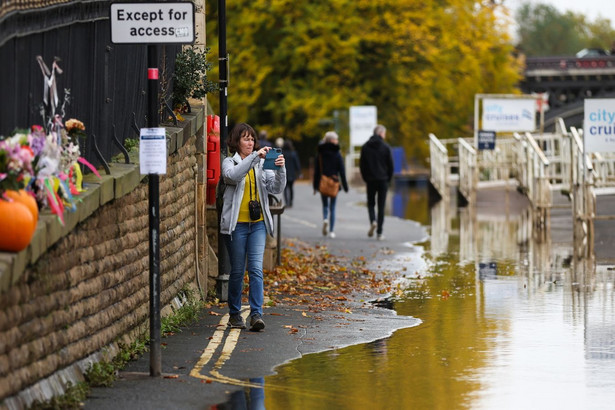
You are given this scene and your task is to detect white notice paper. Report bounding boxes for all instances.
[140,128,167,174]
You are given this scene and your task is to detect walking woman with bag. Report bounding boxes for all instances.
[313,131,348,239]
[220,123,286,331]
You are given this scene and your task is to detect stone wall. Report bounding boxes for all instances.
[0,108,210,408]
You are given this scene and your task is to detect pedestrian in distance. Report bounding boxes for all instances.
[281,139,302,207]
[313,131,348,239]
[258,129,272,147]
[220,123,286,331]
[359,124,393,240]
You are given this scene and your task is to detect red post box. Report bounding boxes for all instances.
[206,115,221,204]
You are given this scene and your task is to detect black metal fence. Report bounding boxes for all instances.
[0,0,180,167]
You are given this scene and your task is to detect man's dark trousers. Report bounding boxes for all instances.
[367,180,388,235]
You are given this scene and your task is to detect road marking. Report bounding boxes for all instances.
[188,308,345,402]
[282,214,317,228]
[190,309,263,387]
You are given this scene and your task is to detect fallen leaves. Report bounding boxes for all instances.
[262,240,393,313]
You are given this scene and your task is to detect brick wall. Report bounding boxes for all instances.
[0,109,209,408]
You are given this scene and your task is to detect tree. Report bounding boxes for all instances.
[206,0,521,163]
[515,2,615,56]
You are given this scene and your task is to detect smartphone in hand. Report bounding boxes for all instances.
[263,148,282,170]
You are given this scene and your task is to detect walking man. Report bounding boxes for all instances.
[359,124,393,240]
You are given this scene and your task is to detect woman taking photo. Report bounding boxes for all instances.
[220,123,286,331]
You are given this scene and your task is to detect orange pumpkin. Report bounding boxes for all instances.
[4,189,39,226]
[0,198,35,252]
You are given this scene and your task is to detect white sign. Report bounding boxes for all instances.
[350,105,377,147]
[584,98,615,153]
[140,128,167,174]
[482,98,536,132]
[110,2,195,44]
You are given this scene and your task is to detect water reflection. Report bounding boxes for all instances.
[265,185,615,408]
[214,378,265,410]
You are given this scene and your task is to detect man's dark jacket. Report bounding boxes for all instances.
[359,135,394,182]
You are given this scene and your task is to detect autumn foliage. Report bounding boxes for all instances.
[206,0,522,162]
[261,240,394,313]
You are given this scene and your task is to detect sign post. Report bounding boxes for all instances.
[111,1,195,377]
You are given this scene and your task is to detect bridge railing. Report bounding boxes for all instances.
[458,138,477,204]
[477,137,517,182]
[531,120,570,187]
[429,133,450,202]
[591,150,615,188]
[570,127,596,245]
[514,132,552,226]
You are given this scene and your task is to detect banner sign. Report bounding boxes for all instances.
[350,105,377,147]
[477,130,496,150]
[584,98,615,153]
[481,98,536,132]
[110,2,195,44]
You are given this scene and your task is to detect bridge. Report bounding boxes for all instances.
[429,117,615,261]
[521,55,615,131]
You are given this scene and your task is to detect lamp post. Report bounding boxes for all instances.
[216,0,231,301]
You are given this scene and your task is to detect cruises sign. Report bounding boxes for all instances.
[350,105,377,147]
[110,2,195,44]
[584,99,615,153]
[481,98,536,132]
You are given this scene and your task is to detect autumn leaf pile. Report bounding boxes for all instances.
[261,240,395,313]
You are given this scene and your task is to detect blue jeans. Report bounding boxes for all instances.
[320,194,337,232]
[224,221,266,317]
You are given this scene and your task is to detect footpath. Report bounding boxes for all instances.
[85,181,428,409]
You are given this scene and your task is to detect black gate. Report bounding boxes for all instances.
[0,0,180,167]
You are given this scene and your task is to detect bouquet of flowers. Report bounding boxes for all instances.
[1,118,99,225]
[0,136,35,194]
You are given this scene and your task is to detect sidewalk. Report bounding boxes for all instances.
[85,181,428,409]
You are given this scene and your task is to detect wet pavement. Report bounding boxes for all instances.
[85,181,427,409]
[85,181,615,409]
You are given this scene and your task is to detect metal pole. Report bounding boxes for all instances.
[147,44,161,377]
[216,0,231,300]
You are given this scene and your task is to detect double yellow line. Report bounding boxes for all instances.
[189,309,263,388]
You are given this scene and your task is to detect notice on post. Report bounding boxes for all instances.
[140,128,167,175]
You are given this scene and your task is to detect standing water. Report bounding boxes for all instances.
[260,184,615,409]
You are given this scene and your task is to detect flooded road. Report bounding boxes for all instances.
[260,185,615,409]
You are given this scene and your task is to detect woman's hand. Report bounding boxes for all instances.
[274,154,285,168]
[256,146,271,158]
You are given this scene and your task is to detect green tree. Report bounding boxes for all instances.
[206,0,521,163]
[515,3,615,56]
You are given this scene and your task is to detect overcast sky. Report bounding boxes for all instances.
[505,0,615,22]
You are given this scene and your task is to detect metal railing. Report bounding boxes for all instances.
[458,138,477,204]
[514,132,551,227]
[531,120,570,186]
[429,133,450,202]
[570,127,595,245]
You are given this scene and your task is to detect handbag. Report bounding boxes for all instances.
[318,155,340,197]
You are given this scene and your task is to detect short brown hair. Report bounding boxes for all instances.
[227,123,259,154]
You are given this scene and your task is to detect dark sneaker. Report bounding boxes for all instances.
[228,314,246,329]
[249,314,265,331]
